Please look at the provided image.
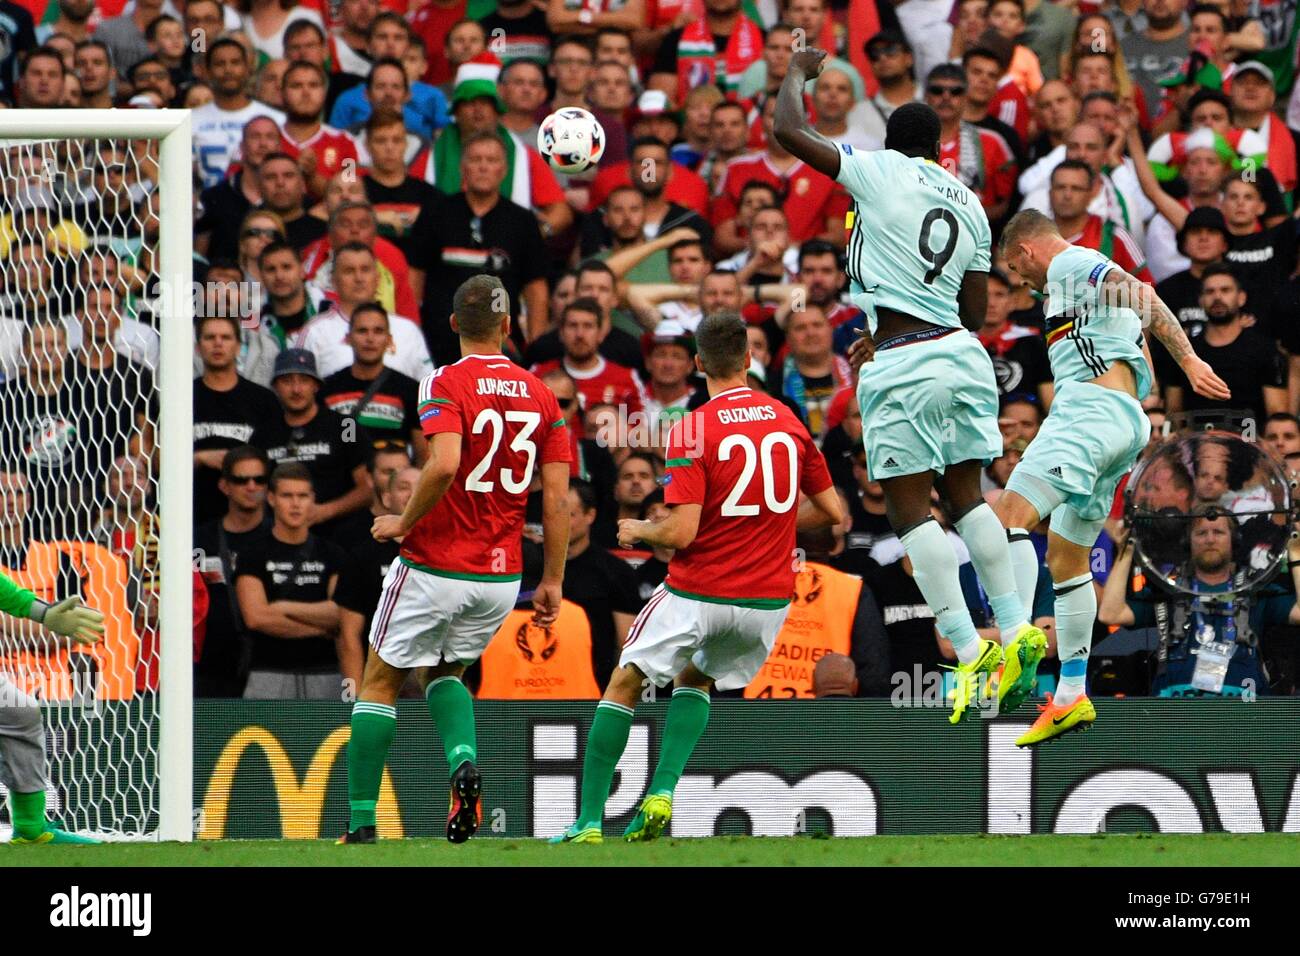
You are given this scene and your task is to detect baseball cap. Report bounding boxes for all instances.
[629,89,680,129]
[273,348,321,382]
[1176,205,1228,253]
[865,28,912,59]
[641,319,695,359]
[1235,60,1275,83]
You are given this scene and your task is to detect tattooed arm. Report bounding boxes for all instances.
[1100,268,1232,401]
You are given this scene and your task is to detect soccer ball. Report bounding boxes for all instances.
[537,108,606,175]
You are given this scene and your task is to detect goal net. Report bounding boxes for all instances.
[0,111,192,841]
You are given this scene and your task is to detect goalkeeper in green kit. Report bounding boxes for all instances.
[0,572,105,845]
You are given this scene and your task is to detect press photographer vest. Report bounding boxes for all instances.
[1152,570,1255,675]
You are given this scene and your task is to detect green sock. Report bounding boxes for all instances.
[8,790,46,840]
[347,701,396,832]
[648,687,710,797]
[426,676,477,773]
[576,700,634,828]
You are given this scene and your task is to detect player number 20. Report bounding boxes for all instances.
[718,432,798,516]
[918,208,959,284]
[466,409,540,494]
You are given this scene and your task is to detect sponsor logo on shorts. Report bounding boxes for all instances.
[1048,466,1064,478]
[882,457,899,469]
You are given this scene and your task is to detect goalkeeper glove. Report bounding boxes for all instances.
[30,597,106,645]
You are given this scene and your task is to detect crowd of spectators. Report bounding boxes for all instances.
[1,0,1299,700]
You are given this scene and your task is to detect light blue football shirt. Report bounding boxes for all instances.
[835,146,992,334]
[1042,244,1152,401]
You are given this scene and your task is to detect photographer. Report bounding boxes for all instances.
[1099,510,1300,697]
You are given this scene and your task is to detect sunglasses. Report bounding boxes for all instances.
[928,84,966,97]
[868,44,904,60]
[228,474,269,485]
[242,227,282,240]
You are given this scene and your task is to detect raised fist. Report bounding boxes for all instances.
[790,48,828,79]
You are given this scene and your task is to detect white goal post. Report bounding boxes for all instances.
[0,110,193,841]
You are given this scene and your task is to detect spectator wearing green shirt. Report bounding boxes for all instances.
[1022,0,1079,81]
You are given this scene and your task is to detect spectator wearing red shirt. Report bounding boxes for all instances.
[278,61,359,202]
[587,139,710,212]
[963,36,1029,148]
[927,63,1017,222]
[711,95,850,254]
[532,299,646,417]
[1050,159,1153,284]
[410,0,469,85]
[300,192,422,317]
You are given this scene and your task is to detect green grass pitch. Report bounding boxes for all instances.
[2,834,1292,867]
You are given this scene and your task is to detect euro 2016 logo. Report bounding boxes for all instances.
[791,567,825,607]
[514,622,559,663]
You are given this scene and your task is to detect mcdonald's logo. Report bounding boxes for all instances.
[199,726,403,840]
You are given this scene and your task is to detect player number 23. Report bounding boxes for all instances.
[718,432,798,516]
[466,409,540,494]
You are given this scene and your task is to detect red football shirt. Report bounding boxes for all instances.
[279,125,358,188]
[531,357,645,417]
[411,0,469,85]
[1066,215,1155,285]
[586,161,710,213]
[299,235,420,318]
[711,153,850,244]
[989,77,1030,146]
[402,354,571,578]
[938,127,1016,213]
[661,386,833,604]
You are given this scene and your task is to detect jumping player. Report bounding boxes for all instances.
[996,209,1230,745]
[773,48,1048,723]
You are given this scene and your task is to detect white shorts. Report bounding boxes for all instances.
[619,585,790,692]
[369,560,520,670]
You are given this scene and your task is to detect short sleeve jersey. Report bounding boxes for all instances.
[661,386,833,605]
[835,147,992,335]
[400,354,571,579]
[1043,245,1151,400]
